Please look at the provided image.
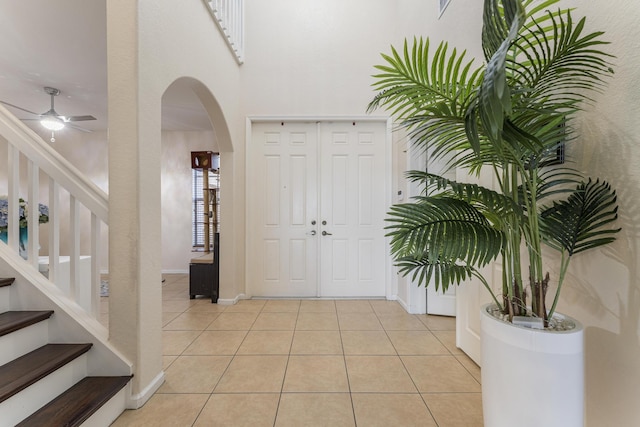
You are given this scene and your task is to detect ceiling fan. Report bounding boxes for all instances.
[0,86,96,141]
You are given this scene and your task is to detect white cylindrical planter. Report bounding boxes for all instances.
[480,304,584,427]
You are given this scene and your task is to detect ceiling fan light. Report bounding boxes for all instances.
[40,116,64,131]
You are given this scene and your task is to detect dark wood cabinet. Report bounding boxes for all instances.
[189,233,219,302]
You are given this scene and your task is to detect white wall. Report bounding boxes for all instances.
[549,2,640,425]
[242,0,437,115]
[240,0,459,307]
[106,0,242,402]
[241,1,639,425]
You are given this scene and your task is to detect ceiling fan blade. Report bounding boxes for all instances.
[66,123,92,133]
[0,100,41,116]
[65,115,96,122]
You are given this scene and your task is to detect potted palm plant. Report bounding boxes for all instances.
[368,0,620,425]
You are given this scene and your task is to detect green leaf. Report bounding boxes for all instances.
[540,179,620,255]
[386,197,505,291]
[476,0,525,142]
[368,38,483,162]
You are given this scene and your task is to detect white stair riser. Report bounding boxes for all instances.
[0,321,49,366]
[0,286,9,312]
[80,385,129,427]
[0,353,88,427]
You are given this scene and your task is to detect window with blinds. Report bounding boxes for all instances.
[192,168,220,248]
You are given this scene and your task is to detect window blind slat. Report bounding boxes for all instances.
[192,168,220,248]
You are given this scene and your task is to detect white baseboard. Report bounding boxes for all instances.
[217,293,246,305]
[99,269,189,275]
[396,296,412,314]
[396,294,427,314]
[127,370,165,409]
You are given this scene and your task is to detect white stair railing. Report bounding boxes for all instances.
[0,104,108,321]
[205,0,244,64]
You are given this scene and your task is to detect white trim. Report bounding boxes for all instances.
[161,269,189,275]
[247,115,391,123]
[396,295,411,313]
[244,117,254,299]
[383,117,394,301]
[127,371,165,409]
[217,293,246,305]
[245,116,395,301]
[102,269,191,275]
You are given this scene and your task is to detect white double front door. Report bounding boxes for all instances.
[247,119,389,298]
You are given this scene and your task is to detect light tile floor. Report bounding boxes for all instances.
[109,274,483,426]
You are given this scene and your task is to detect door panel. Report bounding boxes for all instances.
[319,122,386,297]
[424,145,458,316]
[427,285,456,316]
[248,120,387,298]
[248,122,318,297]
[455,165,501,365]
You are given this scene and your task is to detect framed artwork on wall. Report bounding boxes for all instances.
[439,0,451,18]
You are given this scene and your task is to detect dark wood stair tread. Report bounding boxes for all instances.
[0,278,15,287]
[0,311,54,337]
[16,376,132,427]
[0,343,92,403]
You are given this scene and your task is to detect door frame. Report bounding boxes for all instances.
[245,116,395,299]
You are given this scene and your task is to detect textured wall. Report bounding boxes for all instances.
[554,1,640,425]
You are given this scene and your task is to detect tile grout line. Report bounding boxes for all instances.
[376,308,442,427]
[272,301,302,427]
[338,303,359,426]
[189,301,258,425]
[162,285,213,426]
[149,282,480,426]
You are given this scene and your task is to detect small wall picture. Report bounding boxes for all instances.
[439,0,451,18]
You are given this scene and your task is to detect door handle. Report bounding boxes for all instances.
[322,230,332,236]
[308,230,317,236]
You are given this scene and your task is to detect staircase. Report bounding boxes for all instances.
[0,277,131,427]
[0,103,135,425]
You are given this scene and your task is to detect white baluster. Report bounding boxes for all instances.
[48,179,60,284]
[7,145,19,254]
[27,160,39,265]
[91,213,101,318]
[70,195,80,302]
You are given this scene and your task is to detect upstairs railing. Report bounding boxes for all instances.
[0,104,108,322]
[205,0,244,64]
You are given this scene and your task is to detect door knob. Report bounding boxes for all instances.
[308,230,317,236]
[322,231,332,236]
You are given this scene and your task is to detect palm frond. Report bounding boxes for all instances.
[540,179,620,255]
[394,254,477,292]
[368,38,482,118]
[369,0,619,311]
[405,171,523,225]
[509,10,614,109]
[386,197,505,271]
[533,166,583,200]
[470,0,526,146]
[368,38,484,158]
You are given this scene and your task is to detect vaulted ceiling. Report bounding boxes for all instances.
[0,0,211,135]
